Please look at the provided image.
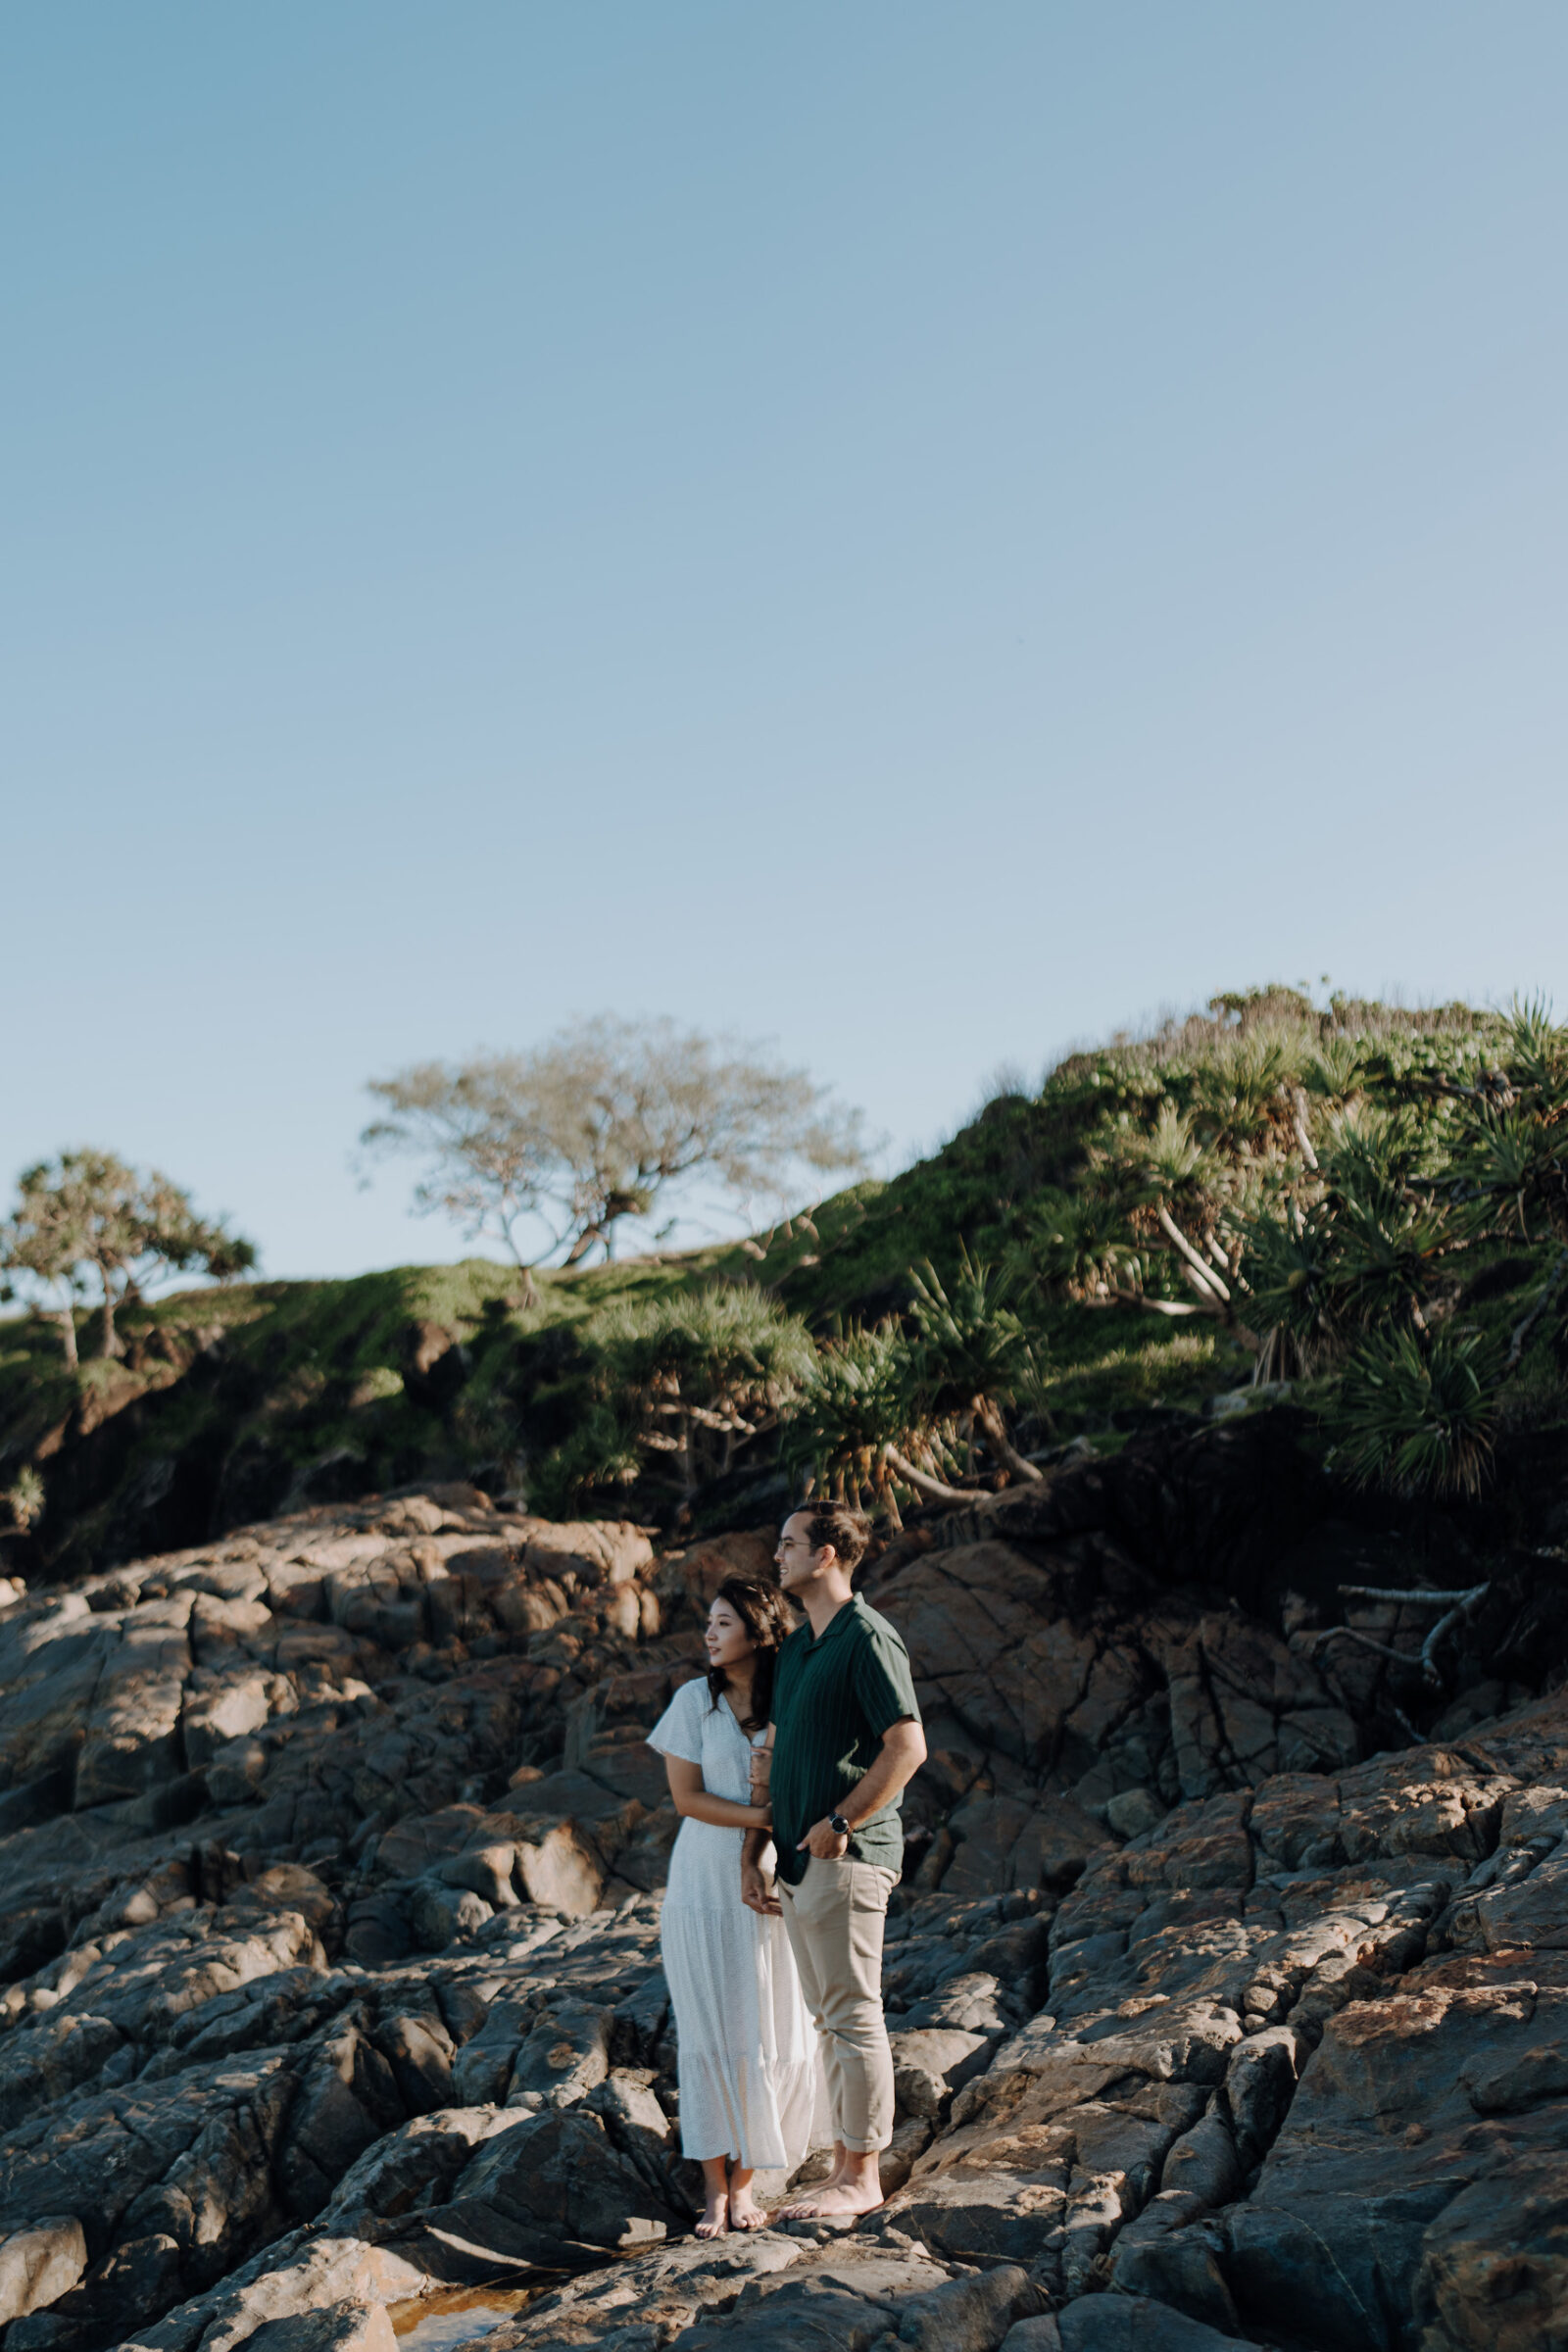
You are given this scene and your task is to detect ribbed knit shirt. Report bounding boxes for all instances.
[769,1592,921,1887]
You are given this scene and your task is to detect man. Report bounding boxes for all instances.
[742,1502,926,2220]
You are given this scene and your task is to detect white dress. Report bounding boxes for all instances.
[647,1674,821,2169]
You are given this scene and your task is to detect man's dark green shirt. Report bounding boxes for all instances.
[770,1593,921,1887]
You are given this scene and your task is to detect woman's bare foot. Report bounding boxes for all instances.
[694,2192,730,2239]
[728,2185,768,2230]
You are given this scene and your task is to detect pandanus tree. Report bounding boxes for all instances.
[0,1152,256,1361]
[1235,1000,1568,1493]
[786,1324,938,1526]
[906,1250,1052,1484]
[536,1283,816,1510]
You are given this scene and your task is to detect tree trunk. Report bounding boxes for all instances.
[99,1276,121,1358]
[58,1303,78,1370]
[1156,1204,1230,1301]
[971,1395,1043,1481]
[503,1241,540,1309]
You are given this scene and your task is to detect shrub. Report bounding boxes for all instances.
[1330,1326,1501,1499]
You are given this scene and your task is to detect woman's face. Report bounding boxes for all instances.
[705,1597,756,1671]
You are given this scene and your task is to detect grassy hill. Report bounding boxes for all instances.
[4,984,1566,1577]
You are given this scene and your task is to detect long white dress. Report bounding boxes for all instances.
[648,1674,821,2169]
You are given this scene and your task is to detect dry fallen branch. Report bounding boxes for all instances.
[1302,1581,1492,1690]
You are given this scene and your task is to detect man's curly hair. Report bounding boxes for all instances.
[800,1501,871,1574]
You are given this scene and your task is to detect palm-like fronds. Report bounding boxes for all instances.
[1014,1189,1143,1298]
[906,1250,1045,1419]
[529,1401,645,1513]
[784,1324,949,1520]
[1444,1001,1568,1241]
[537,1283,815,1505]
[906,1250,1052,1472]
[594,1282,816,1410]
[1503,995,1568,1099]
[1231,1200,1338,1358]
[1452,1105,1568,1242]
[1139,1102,1227,1205]
[1330,1326,1500,1498]
[1186,1035,1293,1154]
[1301,1037,1369,1103]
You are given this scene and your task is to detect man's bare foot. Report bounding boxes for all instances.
[694,2195,729,2239]
[728,2186,768,2230]
[776,2180,883,2221]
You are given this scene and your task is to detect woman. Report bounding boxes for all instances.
[647,1574,819,2238]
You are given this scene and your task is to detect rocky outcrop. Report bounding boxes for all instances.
[0,1429,1563,2349]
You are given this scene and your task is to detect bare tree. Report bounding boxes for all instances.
[0,1152,257,1359]
[363,1016,868,1298]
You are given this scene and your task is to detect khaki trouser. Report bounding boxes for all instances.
[779,1854,899,2152]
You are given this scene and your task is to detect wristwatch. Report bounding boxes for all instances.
[829,1813,851,1837]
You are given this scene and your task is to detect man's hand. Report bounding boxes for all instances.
[749,1747,771,1805]
[799,1816,851,1861]
[741,1858,782,1916]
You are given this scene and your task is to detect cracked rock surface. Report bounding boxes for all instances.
[0,1438,1564,2349]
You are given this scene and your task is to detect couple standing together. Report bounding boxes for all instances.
[646,1503,926,2236]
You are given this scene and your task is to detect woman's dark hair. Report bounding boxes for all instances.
[706,1573,795,1734]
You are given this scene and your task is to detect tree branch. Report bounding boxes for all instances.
[1156,1204,1230,1301]
[1096,1287,1215,1319]
[1304,1581,1493,1689]
[882,1446,970,1504]
[971,1396,1042,1483]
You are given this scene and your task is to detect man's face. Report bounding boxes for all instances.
[775,1512,827,1593]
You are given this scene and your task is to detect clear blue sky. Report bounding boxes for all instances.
[5,4,1566,1278]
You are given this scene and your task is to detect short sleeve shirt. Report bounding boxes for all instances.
[769,1594,921,1886]
[646,1675,755,1807]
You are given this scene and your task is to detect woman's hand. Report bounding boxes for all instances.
[664,1755,774,1832]
[741,1854,782,1916]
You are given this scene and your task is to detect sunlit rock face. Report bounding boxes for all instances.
[0,1460,1561,2352]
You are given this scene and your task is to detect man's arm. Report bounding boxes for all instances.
[798,1716,927,1861]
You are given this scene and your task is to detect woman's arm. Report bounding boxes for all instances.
[663,1754,771,1830]
[741,1824,781,1915]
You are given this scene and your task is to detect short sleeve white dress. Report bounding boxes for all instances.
[647,1674,821,2169]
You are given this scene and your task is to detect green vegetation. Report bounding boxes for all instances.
[0,1151,256,1364]
[3,986,1566,1569]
